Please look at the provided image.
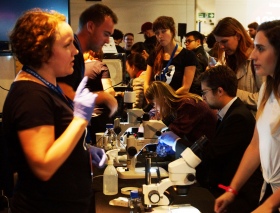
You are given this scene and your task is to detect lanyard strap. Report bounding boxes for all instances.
[22,65,73,109]
[163,43,178,75]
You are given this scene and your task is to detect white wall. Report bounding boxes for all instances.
[195,0,215,35]
[70,0,280,42]
[70,0,196,43]
[215,0,280,31]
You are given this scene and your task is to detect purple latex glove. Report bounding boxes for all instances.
[159,131,181,147]
[73,76,98,122]
[89,145,107,168]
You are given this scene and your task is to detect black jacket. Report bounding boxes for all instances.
[193,45,208,75]
[176,98,263,213]
[189,45,209,95]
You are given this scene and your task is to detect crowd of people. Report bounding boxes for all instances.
[1,2,280,213]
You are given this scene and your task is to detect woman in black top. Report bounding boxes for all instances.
[2,9,117,213]
[144,16,197,95]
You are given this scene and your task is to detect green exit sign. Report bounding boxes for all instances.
[198,12,215,19]
[198,13,206,18]
[208,13,215,18]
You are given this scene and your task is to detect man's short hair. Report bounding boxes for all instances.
[185,31,204,44]
[79,3,118,29]
[247,22,259,30]
[206,32,216,48]
[199,65,238,97]
[124,33,134,39]
[112,29,124,40]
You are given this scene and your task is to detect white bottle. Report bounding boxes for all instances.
[103,159,118,195]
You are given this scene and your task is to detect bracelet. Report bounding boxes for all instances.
[218,184,238,195]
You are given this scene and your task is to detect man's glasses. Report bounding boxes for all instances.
[184,39,195,44]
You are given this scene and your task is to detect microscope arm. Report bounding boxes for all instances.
[143,178,174,205]
[114,108,143,139]
[142,147,202,206]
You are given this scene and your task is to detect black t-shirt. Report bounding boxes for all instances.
[57,34,85,92]
[85,60,111,92]
[193,45,208,75]
[147,48,197,91]
[116,45,126,53]
[144,35,157,53]
[2,81,92,212]
[191,45,209,95]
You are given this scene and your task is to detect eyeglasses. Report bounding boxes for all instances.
[201,88,217,96]
[184,39,195,44]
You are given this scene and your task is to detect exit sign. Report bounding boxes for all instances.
[198,13,206,18]
[208,13,215,18]
[198,12,215,19]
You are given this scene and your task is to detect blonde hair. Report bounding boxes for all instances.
[145,81,203,119]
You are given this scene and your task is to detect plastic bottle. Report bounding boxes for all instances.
[103,123,118,150]
[106,149,120,164]
[129,190,142,213]
[103,158,118,195]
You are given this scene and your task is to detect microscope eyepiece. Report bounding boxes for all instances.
[190,135,208,154]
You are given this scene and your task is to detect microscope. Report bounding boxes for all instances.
[114,89,169,179]
[142,135,208,206]
[116,119,169,179]
[113,90,154,149]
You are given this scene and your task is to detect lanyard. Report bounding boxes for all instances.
[22,65,73,109]
[159,43,178,81]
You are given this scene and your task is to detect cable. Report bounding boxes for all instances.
[104,81,124,91]
[0,85,9,91]
[92,175,103,179]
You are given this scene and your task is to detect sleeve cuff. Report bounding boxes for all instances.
[172,137,181,151]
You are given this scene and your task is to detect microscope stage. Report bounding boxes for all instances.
[116,167,169,179]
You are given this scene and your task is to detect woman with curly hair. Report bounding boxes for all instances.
[2,9,117,212]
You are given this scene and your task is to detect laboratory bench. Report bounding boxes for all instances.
[91,162,215,213]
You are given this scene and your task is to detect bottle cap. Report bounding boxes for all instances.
[106,123,114,129]
[130,190,139,199]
